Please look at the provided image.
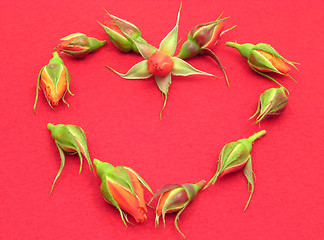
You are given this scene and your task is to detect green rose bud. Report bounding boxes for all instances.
[47,123,93,194]
[250,87,288,124]
[204,130,266,210]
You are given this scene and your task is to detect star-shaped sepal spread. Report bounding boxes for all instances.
[106,4,220,117]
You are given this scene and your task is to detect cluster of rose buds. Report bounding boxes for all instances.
[36,3,299,239]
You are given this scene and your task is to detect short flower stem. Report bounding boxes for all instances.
[248,130,266,143]
[225,41,240,49]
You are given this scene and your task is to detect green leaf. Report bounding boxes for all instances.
[243,157,254,211]
[171,57,217,77]
[159,3,182,56]
[107,60,151,79]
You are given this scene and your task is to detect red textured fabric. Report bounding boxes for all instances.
[0,0,323,239]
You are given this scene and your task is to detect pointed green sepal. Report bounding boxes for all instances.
[253,43,299,69]
[60,32,84,41]
[107,60,151,79]
[171,57,218,77]
[159,3,182,56]
[243,157,254,210]
[123,166,154,195]
[155,74,171,118]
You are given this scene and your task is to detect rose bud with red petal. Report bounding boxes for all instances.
[225,42,299,88]
[33,52,73,113]
[56,33,107,58]
[94,159,153,225]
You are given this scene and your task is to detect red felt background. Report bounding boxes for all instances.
[0,0,323,239]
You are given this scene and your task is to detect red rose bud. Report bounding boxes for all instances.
[177,16,235,86]
[55,33,107,58]
[150,180,205,238]
[250,86,288,124]
[33,52,73,113]
[99,11,147,53]
[225,42,299,88]
[147,51,174,77]
[47,123,93,195]
[94,159,153,225]
[204,130,266,210]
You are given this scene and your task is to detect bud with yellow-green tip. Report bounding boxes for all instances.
[47,123,93,194]
[204,130,266,210]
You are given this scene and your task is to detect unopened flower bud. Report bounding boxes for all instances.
[94,159,153,225]
[56,33,107,58]
[204,130,266,210]
[150,180,205,238]
[33,52,73,113]
[225,42,299,88]
[47,123,93,194]
[99,11,147,53]
[250,87,288,123]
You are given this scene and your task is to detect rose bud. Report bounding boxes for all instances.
[225,42,299,88]
[55,33,107,59]
[250,87,288,124]
[93,159,153,225]
[33,52,73,113]
[107,4,218,118]
[177,15,235,86]
[149,180,205,238]
[47,123,93,194]
[204,130,266,210]
[99,10,147,53]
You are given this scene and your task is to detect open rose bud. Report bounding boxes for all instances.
[225,42,299,88]
[33,52,73,113]
[107,4,219,118]
[99,10,147,53]
[47,123,93,194]
[177,15,235,86]
[149,180,205,238]
[94,159,153,225]
[250,87,288,124]
[204,130,266,210]
[55,33,107,58]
